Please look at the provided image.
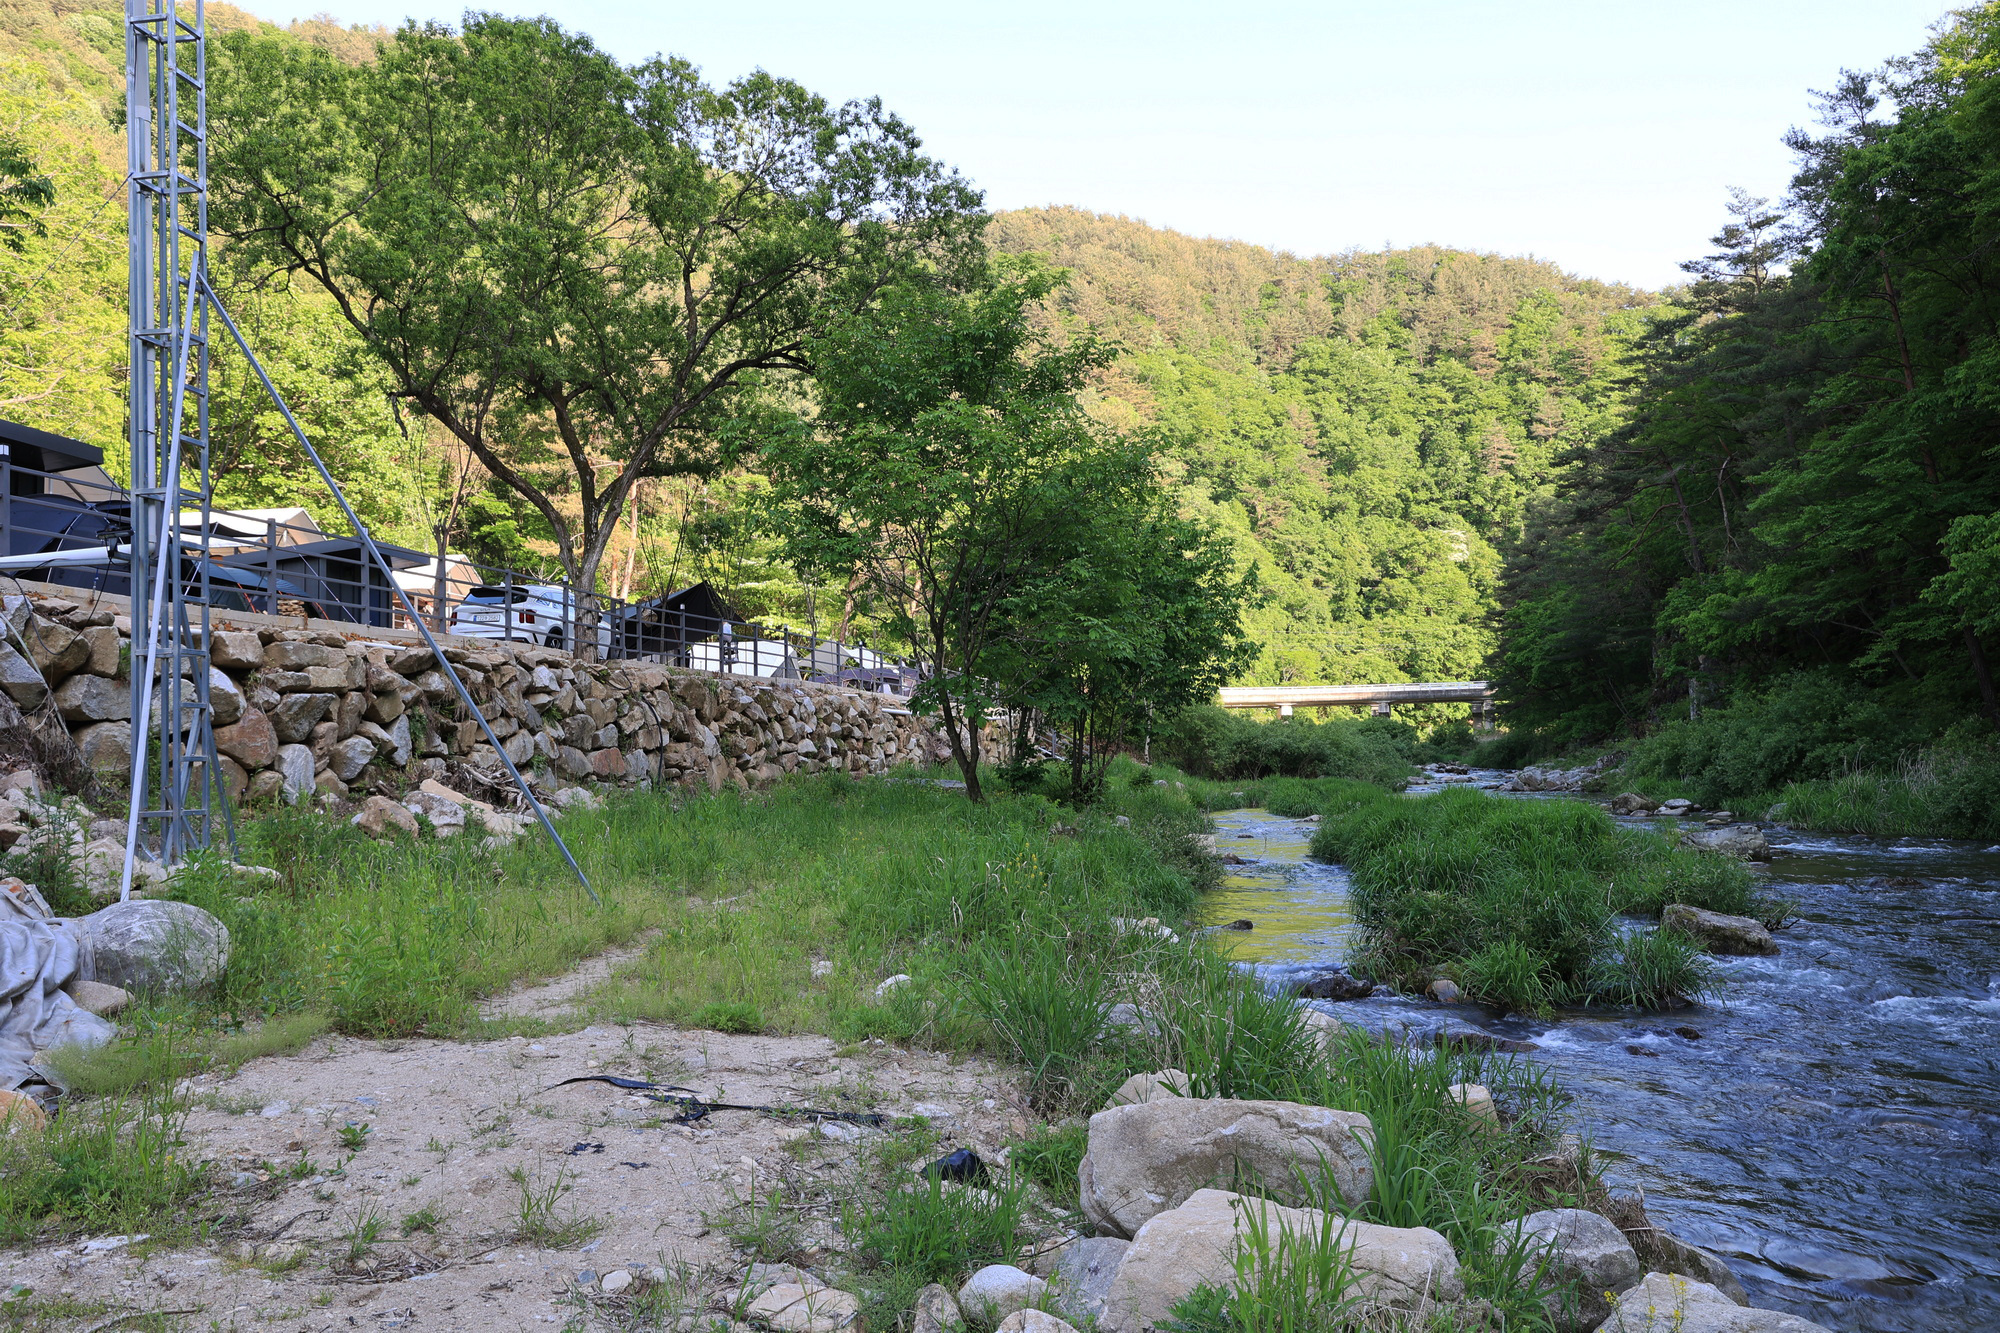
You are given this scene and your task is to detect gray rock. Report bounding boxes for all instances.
[1044,1237,1129,1324]
[263,641,347,672]
[208,667,244,727]
[329,735,376,782]
[53,672,128,722]
[0,641,48,708]
[274,743,316,803]
[995,1313,1077,1333]
[1651,1231,1750,1306]
[1683,823,1771,860]
[64,978,132,1016]
[1515,1207,1642,1332]
[1293,969,1372,1001]
[1101,1189,1460,1333]
[1080,1097,1373,1238]
[1601,1272,1832,1332]
[384,713,412,767]
[207,630,265,672]
[1662,904,1779,957]
[73,899,230,994]
[74,720,132,775]
[403,790,467,836]
[956,1266,1046,1325]
[1103,1069,1191,1109]
[269,692,335,744]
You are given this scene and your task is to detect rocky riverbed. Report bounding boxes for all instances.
[1202,776,2000,1333]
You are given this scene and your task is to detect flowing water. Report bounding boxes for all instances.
[1202,776,2000,1333]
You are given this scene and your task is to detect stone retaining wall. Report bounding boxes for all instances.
[0,590,946,808]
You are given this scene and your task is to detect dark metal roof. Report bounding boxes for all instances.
[214,536,430,569]
[626,580,740,625]
[0,419,104,472]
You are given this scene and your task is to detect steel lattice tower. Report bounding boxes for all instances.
[121,0,227,888]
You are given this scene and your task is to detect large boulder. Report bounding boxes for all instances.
[74,721,132,775]
[1682,824,1771,861]
[207,667,244,727]
[1514,1208,1643,1332]
[1080,1097,1373,1238]
[328,735,376,782]
[1609,792,1659,815]
[1100,1189,1461,1333]
[1600,1273,1832,1332]
[1662,905,1779,957]
[72,899,229,995]
[52,672,128,722]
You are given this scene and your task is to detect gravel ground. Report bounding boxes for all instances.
[1,963,1029,1332]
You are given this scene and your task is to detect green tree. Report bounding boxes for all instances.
[762,262,1152,801]
[208,14,982,634]
[997,499,1255,800]
[0,129,55,253]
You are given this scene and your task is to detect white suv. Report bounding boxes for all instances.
[449,584,593,649]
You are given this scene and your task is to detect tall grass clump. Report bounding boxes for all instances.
[0,1023,207,1242]
[1311,786,1759,1011]
[1773,741,2000,840]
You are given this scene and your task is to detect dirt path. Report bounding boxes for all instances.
[2,968,1028,1331]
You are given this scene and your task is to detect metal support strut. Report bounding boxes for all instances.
[113,0,593,902]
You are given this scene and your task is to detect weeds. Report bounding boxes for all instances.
[1161,1193,1362,1333]
[343,1205,386,1262]
[400,1204,444,1234]
[336,1121,371,1152]
[1010,1121,1088,1200]
[841,1168,1030,1286]
[964,938,1115,1111]
[508,1162,603,1248]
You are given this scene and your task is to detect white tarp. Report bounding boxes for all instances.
[0,919,114,1091]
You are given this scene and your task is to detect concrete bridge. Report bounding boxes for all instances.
[1216,681,1495,718]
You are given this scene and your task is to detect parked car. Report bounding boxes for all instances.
[449,584,601,650]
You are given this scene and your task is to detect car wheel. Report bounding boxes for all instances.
[544,630,566,649]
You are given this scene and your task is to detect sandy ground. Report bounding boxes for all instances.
[1,960,1030,1332]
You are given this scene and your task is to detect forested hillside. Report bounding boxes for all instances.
[1494,9,2000,833]
[989,210,1656,688]
[0,0,1660,685]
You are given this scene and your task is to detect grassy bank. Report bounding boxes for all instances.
[1306,784,1771,1013]
[5,770,1628,1329]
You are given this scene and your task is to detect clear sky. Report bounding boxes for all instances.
[249,0,1956,290]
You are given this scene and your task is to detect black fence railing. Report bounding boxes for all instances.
[0,454,921,695]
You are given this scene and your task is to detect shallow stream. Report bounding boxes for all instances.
[1203,778,2000,1333]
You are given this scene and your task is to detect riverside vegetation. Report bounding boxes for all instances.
[0,769,1651,1331]
[1305,784,1771,1015]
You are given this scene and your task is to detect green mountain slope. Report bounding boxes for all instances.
[990,208,1660,690]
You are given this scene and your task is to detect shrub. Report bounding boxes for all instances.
[1621,670,1944,807]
